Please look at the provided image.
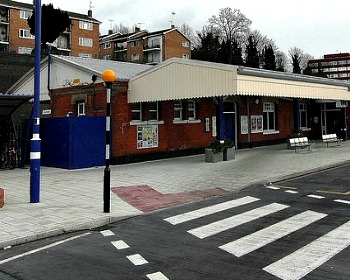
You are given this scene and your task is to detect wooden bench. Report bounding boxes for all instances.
[289,137,311,153]
[322,134,340,148]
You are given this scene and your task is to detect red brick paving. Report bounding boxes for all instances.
[0,188,4,208]
[111,185,227,212]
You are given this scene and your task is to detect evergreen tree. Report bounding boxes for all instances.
[232,39,244,65]
[262,44,276,70]
[291,54,301,74]
[218,39,233,64]
[245,36,259,68]
[191,32,220,62]
[27,4,71,50]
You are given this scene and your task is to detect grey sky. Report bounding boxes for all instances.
[21,0,350,59]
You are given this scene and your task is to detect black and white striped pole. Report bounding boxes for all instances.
[102,69,116,213]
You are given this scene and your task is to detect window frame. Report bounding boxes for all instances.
[79,20,93,31]
[187,100,196,120]
[299,102,308,129]
[148,102,159,121]
[19,29,34,39]
[131,103,142,122]
[263,102,276,132]
[77,101,85,116]
[174,100,183,121]
[79,37,93,47]
[20,10,32,19]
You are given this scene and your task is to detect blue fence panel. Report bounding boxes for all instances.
[41,117,70,168]
[71,116,105,169]
[41,116,105,169]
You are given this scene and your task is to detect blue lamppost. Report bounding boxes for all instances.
[102,69,116,213]
[30,0,42,203]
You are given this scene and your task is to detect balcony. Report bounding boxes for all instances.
[143,44,161,52]
[115,45,127,52]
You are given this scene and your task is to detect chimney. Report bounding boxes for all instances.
[108,29,113,35]
[135,26,140,33]
[88,9,92,17]
[171,24,175,28]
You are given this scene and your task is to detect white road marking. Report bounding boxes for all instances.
[334,199,350,205]
[0,233,91,265]
[285,190,298,194]
[164,196,260,225]
[263,220,350,280]
[307,194,325,199]
[111,240,129,250]
[219,210,327,257]
[100,230,115,236]
[188,203,289,239]
[266,186,280,190]
[146,271,170,280]
[126,254,148,266]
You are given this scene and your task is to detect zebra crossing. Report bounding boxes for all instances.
[163,195,350,280]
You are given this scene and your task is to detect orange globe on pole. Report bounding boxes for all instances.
[102,69,116,83]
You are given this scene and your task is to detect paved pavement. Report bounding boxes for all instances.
[1,140,350,249]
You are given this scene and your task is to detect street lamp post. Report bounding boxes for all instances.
[102,69,116,213]
[30,0,42,203]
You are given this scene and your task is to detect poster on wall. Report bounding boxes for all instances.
[241,115,248,134]
[212,116,217,137]
[137,125,159,149]
[251,115,263,133]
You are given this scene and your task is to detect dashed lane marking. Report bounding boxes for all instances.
[100,230,115,236]
[111,240,130,250]
[219,210,327,257]
[334,199,350,205]
[164,196,260,225]
[263,220,350,280]
[307,194,325,199]
[188,203,289,239]
[146,271,170,280]
[126,254,148,266]
[285,190,298,194]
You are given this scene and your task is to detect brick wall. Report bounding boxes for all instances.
[70,19,100,58]
[238,97,294,146]
[163,30,191,59]
[51,83,216,160]
[9,9,35,53]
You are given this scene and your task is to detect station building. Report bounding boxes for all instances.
[9,56,350,165]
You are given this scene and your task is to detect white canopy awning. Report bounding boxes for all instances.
[128,58,350,103]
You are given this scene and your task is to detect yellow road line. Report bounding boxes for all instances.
[317,190,350,195]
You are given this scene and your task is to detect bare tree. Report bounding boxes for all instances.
[208,7,252,44]
[288,47,314,73]
[275,50,288,72]
[113,23,133,34]
[249,30,276,54]
[179,23,198,48]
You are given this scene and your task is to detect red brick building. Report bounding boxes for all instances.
[45,58,350,163]
[0,0,100,57]
[99,27,191,64]
[308,53,350,81]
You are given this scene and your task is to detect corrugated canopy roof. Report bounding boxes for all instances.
[128,58,350,103]
[0,94,33,117]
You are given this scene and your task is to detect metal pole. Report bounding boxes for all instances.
[103,82,112,213]
[30,0,41,203]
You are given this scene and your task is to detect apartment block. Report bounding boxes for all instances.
[100,26,191,64]
[0,0,100,58]
[308,53,350,81]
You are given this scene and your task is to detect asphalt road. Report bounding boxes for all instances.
[2,164,350,279]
